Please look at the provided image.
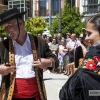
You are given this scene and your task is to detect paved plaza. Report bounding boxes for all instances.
[43,72,69,100]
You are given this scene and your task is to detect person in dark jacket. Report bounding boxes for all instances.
[75,32,90,68]
[59,14,100,100]
[0,8,59,100]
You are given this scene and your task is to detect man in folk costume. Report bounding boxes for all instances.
[0,8,59,100]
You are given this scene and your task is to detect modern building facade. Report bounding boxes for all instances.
[8,0,31,20]
[1,0,100,22]
[0,0,31,20]
[76,0,100,22]
[33,0,65,24]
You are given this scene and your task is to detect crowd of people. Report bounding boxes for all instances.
[38,30,91,76]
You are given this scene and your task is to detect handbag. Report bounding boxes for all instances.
[61,52,67,57]
[68,39,77,62]
[68,51,74,62]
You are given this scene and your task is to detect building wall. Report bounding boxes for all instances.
[33,0,64,17]
[61,0,64,10]
[0,0,3,4]
[0,0,8,14]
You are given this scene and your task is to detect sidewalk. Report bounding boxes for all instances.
[43,72,69,100]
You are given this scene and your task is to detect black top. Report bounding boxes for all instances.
[75,46,83,68]
[59,44,100,100]
[59,68,100,100]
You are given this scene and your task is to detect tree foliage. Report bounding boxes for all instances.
[0,26,8,37]
[25,16,47,36]
[49,1,86,37]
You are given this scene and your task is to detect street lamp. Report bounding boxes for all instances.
[58,0,62,33]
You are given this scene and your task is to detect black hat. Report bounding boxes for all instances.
[0,8,26,25]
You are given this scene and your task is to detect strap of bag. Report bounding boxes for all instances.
[74,39,77,47]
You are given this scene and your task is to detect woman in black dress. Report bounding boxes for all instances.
[59,14,100,100]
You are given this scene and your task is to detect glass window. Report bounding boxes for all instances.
[4,0,8,5]
[21,4,24,7]
[21,8,24,12]
[84,0,88,5]
[26,1,30,4]
[27,5,29,8]
[88,0,98,4]
[13,5,20,8]
[9,1,12,4]
[93,0,98,4]
[39,0,46,16]
[94,5,98,12]
[13,1,20,4]
[8,0,30,19]
[21,1,24,3]
[9,5,12,8]
[83,0,99,14]
[67,0,75,7]
[51,0,59,16]
[28,8,30,17]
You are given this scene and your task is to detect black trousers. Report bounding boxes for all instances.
[12,97,36,100]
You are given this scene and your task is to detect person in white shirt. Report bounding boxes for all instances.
[66,34,81,63]
[0,8,58,100]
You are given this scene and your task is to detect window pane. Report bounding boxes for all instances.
[21,1,24,3]
[9,2,12,4]
[67,0,75,7]
[9,5,12,8]
[4,0,8,5]
[13,1,20,4]
[94,5,98,12]
[83,0,99,14]
[28,9,30,17]
[51,0,59,16]
[21,8,24,12]
[13,5,20,8]
[21,4,24,7]
[39,0,46,16]
[27,5,29,8]
[26,1,30,4]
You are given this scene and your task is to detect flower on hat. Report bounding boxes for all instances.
[93,56,100,63]
[86,61,96,70]
[79,56,100,73]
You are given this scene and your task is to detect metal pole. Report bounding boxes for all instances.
[49,0,52,26]
[58,0,62,33]
[71,0,72,8]
[24,0,25,21]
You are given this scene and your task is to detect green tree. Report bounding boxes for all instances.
[49,1,86,37]
[0,26,8,37]
[25,16,47,36]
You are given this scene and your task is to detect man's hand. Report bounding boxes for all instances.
[0,64,15,75]
[32,58,52,69]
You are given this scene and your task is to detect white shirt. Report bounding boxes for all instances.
[13,34,35,78]
[67,39,81,49]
